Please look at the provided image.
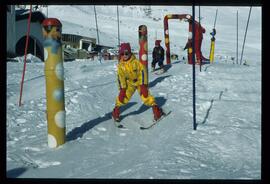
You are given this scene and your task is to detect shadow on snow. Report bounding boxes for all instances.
[120,96,168,121]
[66,96,168,141]
[7,167,28,178]
[66,102,137,141]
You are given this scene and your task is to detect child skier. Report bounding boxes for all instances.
[112,43,164,122]
[151,40,165,72]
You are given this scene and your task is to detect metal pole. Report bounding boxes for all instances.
[19,5,32,106]
[117,5,120,47]
[34,38,36,56]
[192,3,197,130]
[94,6,101,63]
[214,9,218,29]
[236,10,238,64]
[94,6,100,45]
[199,5,202,72]
[240,6,252,65]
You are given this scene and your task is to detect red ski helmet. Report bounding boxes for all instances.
[119,43,131,55]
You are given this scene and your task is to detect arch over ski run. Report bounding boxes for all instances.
[163,14,200,65]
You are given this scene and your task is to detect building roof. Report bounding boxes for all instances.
[16,10,46,24]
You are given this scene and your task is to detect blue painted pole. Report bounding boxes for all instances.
[192,3,197,130]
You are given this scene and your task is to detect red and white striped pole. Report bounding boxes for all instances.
[19,5,32,106]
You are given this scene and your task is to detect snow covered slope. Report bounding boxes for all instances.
[7,5,261,179]
[41,5,261,59]
[7,57,261,178]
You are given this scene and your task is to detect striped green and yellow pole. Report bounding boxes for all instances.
[42,18,65,148]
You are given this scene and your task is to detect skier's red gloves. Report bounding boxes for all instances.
[140,85,148,98]
[118,88,126,103]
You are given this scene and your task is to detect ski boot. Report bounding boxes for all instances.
[152,105,164,121]
[112,106,120,122]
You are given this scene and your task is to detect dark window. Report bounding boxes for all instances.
[7,5,11,12]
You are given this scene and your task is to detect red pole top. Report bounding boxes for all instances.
[42,18,62,27]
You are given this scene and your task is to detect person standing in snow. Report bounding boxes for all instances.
[151,40,165,72]
[112,43,164,122]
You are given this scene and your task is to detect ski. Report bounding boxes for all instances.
[151,67,162,72]
[112,117,126,129]
[154,70,166,75]
[140,110,172,130]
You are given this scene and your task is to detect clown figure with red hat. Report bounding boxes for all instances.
[112,43,164,123]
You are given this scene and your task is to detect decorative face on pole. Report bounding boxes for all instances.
[42,18,62,41]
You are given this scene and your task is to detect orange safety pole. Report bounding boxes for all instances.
[19,5,32,106]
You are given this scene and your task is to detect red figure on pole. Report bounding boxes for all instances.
[184,20,209,65]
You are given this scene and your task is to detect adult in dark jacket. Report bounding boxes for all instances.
[151,40,165,72]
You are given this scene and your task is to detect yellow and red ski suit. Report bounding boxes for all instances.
[115,54,156,107]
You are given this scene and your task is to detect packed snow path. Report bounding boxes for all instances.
[7,58,261,179]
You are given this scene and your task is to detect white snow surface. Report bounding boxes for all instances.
[7,5,261,179]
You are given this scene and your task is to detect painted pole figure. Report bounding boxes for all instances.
[42,18,66,148]
[209,29,216,63]
[164,14,207,65]
[163,14,171,65]
[209,9,218,63]
[138,25,148,82]
[185,18,208,65]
